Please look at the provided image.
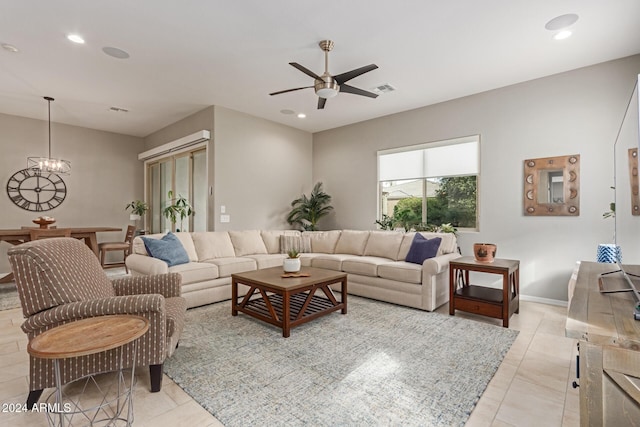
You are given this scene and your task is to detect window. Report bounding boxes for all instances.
[378,135,479,231]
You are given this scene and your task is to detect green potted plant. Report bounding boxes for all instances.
[163,190,193,232]
[125,200,148,220]
[374,214,395,230]
[286,182,334,231]
[283,249,301,273]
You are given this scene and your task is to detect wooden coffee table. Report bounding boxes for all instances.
[231,266,347,337]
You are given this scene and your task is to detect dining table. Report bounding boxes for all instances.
[0,226,122,283]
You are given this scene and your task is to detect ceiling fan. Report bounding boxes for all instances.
[270,40,379,109]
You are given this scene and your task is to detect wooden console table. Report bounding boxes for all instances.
[449,256,520,327]
[566,261,640,426]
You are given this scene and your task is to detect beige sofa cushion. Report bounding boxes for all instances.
[168,262,219,285]
[398,232,456,260]
[203,257,257,277]
[377,261,423,284]
[305,231,342,253]
[334,230,370,255]
[310,254,353,271]
[246,254,287,269]
[132,232,198,262]
[229,230,268,256]
[192,232,236,260]
[342,256,394,277]
[364,231,404,260]
[260,230,302,254]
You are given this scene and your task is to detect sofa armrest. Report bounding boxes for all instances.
[21,294,165,335]
[112,273,182,298]
[422,252,462,275]
[125,253,169,275]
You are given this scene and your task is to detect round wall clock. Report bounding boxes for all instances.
[6,168,67,212]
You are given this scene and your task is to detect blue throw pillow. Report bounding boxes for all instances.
[405,234,442,265]
[141,232,189,267]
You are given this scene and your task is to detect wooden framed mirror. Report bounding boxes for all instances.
[523,154,580,216]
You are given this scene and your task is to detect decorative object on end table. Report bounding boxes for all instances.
[286,182,333,231]
[283,249,301,273]
[474,243,497,263]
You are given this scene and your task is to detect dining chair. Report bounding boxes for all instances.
[98,225,136,273]
[29,228,72,240]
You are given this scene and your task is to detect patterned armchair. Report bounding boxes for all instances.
[8,237,187,406]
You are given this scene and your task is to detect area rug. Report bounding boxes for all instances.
[164,296,518,427]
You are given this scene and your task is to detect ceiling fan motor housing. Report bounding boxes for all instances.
[315,75,339,98]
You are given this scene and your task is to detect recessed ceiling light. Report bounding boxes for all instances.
[1,43,19,53]
[553,30,573,40]
[109,106,129,113]
[280,109,294,115]
[102,46,130,59]
[545,14,579,31]
[67,34,85,44]
[297,113,306,119]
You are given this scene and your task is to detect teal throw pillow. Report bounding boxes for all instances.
[405,234,442,265]
[141,232,189,267]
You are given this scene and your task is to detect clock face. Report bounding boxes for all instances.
[6,168,67,212]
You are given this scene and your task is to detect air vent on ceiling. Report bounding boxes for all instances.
[109,106,129,113]
[371,83,396,94]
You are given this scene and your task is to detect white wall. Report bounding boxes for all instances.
[213,106,313,230]
[0,112,145,273]
[313,55,640,302]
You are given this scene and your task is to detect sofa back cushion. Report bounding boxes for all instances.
[132,231,198,261]
[398,232,457,260]
[229,230,268,256]
[334,230,371,255]
[261,230,301,254]
[191,232,236,260]
[304,230,342,254]
[280,234,312,254]
[364,231,404,260]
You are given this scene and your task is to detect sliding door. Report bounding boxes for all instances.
[146,147,206,233]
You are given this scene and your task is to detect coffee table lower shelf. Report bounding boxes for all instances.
[244,292,338,322]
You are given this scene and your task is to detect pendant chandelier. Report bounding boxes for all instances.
[27,96,71,175]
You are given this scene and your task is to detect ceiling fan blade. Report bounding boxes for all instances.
[340,84,379,98]
[317,97,327,109]
[334,64,378,84]
[269,86,313,96]
[290,62,321,80]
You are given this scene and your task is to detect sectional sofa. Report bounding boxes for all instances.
[125,229,460,311]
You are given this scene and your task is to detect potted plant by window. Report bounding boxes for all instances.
[286,182,334,231]
[125,200,148,233]
[283,249,301,273]
[163,191,193,232]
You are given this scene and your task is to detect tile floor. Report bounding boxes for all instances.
[0,298,578,426]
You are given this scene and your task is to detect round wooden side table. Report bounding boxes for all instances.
[27,315,149,427]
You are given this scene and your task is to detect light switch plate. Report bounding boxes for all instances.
[220,214,230,223]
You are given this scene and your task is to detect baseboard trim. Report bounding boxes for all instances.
[520,294,567,307]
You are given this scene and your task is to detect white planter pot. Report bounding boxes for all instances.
[283,258,301,273]
[130,214,141,221]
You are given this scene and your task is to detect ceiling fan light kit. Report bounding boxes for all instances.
[270,40,379,109]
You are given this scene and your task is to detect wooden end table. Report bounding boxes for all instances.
[232,266,347,337]
[27,315,149,427]
[449,256,520,327]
